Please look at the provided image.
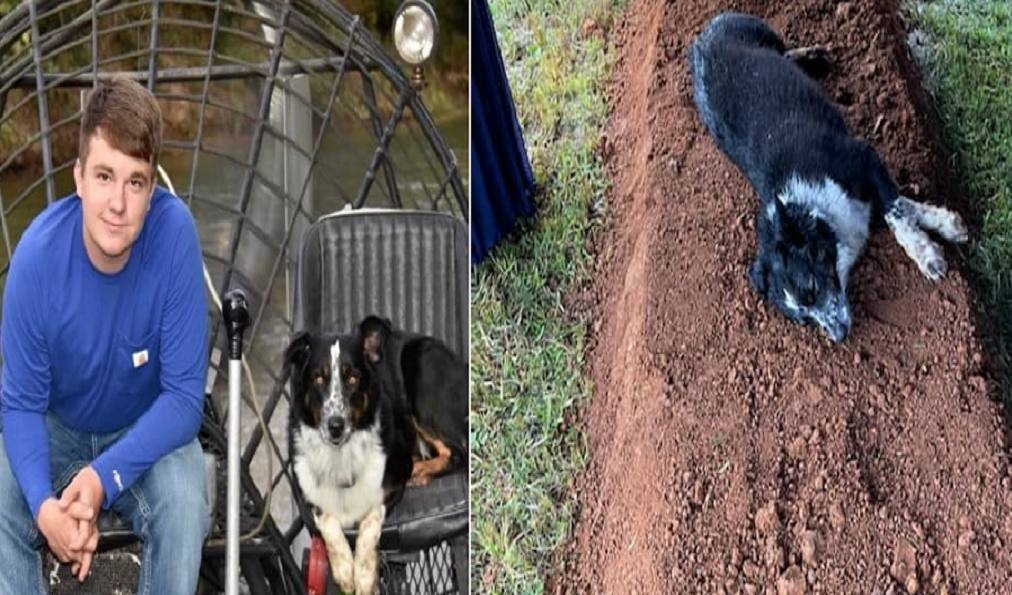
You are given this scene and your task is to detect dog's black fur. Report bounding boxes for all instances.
[359,316,469,477]
[689,13,965,342]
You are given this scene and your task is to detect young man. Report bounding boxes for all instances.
[0,77,210,593]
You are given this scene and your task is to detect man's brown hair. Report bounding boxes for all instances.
[79,77,163,171]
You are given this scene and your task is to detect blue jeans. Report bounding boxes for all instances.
[0,413,210,594]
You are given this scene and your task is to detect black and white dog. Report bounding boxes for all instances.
[285,316,467,595]
[689,13,967,342]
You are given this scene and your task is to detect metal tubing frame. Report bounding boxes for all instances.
[352,84,412,209]
[27,1,55,204]
[216,0,292,310]
[361,71,403,209]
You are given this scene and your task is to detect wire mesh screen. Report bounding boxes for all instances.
[47,547,142,595]
[0,1,467,592]
[378,541,461,595]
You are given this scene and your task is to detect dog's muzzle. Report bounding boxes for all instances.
[322,381,348,444]
[810,295,851,343]
[325,416,347,444]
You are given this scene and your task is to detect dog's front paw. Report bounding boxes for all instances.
[317,513,355,593]
[353,505,385,595]
[914,241,947,282]
[887,206,948,282]
[899,196,969,244]
[353,560,377,595]
[937,210,969,244]
[332,558,355,595]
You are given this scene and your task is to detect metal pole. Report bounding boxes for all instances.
[222,289,250,595]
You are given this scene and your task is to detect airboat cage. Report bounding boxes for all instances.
[0,1,468,594]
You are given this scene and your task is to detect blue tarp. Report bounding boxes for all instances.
[470,0,536,264]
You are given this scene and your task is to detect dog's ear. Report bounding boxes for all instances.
[360,316,392,364]
[284,331,313,373]
[764,199,811,255]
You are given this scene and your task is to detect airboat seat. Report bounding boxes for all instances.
[292,208,469,592]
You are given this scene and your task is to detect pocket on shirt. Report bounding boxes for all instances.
[116,328,161,397]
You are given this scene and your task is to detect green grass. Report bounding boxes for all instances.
[906,1,1012,407]
[470,1,622,593]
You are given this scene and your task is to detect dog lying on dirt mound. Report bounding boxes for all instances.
[689,12,967,342]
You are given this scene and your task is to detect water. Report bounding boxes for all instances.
[0,109,468,533]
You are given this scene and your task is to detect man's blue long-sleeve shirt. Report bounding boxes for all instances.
[1,186,208,518]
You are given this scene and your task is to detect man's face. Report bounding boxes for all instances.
[73,131,154,273]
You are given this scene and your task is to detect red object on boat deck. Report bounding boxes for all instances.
[306,535,328,595]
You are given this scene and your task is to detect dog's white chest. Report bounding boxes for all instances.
[293,424,387,529]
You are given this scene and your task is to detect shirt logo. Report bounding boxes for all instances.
[132,349,149,368]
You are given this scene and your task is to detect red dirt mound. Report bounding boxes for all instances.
[561,1,1012,594]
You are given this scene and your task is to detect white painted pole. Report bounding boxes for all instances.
[222,290,249,595]
[226,357,241,595]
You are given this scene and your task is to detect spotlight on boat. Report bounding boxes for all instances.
[393,0,439,91]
